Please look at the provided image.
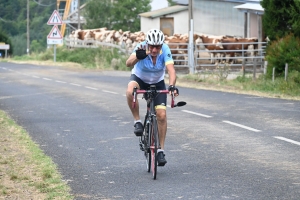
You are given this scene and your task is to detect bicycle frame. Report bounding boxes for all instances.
[132,85,172,179]
[132,85,185,179]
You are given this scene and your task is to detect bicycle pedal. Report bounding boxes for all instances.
[139,143,144,151]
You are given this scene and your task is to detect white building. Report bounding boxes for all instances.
[139,0,264,40]
[139,5,188,36]
[194,0,264,39]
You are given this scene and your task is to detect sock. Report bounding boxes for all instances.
[134,120,142,125]
[157,149,164,153]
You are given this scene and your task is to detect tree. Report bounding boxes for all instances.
[261,0,300,40]
[84,0,114,29]
[111,0,151,32]
[84,0,151,32]
[265,33,300,76]
[289,1,300,37]
[31,39,44,53]
[167,0,177,6]
[0,0,56,55]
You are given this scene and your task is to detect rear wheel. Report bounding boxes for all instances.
[150,116,158,179]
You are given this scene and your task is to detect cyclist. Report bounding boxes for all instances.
[125,29,179,166]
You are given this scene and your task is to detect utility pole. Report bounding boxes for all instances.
[188,0,193,31]
[188,0,194,74]
[27,0,30,54]
[78,0,80,30]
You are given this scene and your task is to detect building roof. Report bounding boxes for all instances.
[174,0,260,3]
[225,0,261,2]
[139,5,188,19]
[173,0,188,5]
[234,3,264,14]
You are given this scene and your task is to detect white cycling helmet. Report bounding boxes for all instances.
[146,29,165,45]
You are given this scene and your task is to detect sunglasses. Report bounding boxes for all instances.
[149,45,162,49]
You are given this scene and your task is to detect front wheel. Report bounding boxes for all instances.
[150,116,159,179]
[144,124,151,172]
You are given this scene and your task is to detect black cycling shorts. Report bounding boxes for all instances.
[129,74,167,109]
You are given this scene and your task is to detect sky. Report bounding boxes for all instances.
[151,0,168,11]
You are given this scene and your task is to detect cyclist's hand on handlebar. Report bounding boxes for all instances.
[168,85,179,96]
[136,44,149,60]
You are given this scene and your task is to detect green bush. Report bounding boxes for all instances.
[235,75,251,83]
[10,35,26,56]
[288,70,300,84]
[30,40,46,53]
[37,48,53,61]
[11,45,130,71]
[265,34,300,78]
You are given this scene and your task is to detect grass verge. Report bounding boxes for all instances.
[0,110,72,199]
[12,46,131,71]
[178,71,300,100]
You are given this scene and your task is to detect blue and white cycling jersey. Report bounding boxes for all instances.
[131,41,174,84]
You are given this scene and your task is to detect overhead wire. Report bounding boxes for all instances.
[32,0,56,7]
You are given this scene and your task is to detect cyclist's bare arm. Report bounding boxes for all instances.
[126,54,139,67]
[166,64,178,96]
[166,64,176,86]
[126,45,150,67]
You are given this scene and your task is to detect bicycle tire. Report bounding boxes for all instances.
[144,122,151,172]
[150,116,159,179]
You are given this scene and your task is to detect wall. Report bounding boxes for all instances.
[140,10,188,35]
[249,13,258,38]
[140,17,160,33]
[193,0,244,37]
[165,10,188,34]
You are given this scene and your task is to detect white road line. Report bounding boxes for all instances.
[43,78,52,81]
[55,80,66,83]
[223,120,261,132]
[70,83,81,86]
[182,110,212,118]
[32,76,40,78]
[274,136,300,146]
[102,90,118,94]
[85,86,98,90]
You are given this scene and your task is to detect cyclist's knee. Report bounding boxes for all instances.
[126,89,133,98]
[156,110,166,122]
[126,82,139,97]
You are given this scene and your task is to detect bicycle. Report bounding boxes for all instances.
[132,85,186,179]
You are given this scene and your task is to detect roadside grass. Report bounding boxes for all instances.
[179,70,300,100]
[12,46,130,71]
[0,110,72,199]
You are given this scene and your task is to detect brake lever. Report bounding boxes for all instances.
[171,92,175,108]
[170,91,186,108]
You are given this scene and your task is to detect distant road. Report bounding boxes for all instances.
[1,62,300,200]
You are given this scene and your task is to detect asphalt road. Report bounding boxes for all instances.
[1,62,300,200]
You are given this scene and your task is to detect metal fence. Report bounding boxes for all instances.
[194,42,267,68]
[64,37,128,54]
[64,37,267,74]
